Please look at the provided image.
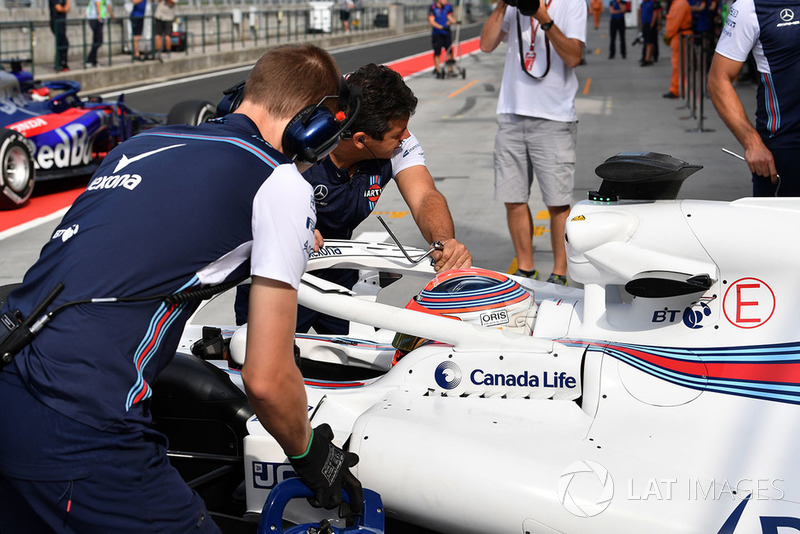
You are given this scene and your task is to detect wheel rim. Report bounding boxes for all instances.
[4,144,31,193]
[197,105,215,124]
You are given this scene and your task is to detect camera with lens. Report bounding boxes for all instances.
[506,0,540,16]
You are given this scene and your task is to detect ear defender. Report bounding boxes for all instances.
[215,80,246,118]
[281,81,362,165]
[215,77,362,165]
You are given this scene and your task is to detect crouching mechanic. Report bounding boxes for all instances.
[300,63,473,333]
[0,44,361,533]
[235,63,473,333]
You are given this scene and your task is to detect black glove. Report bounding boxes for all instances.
[288,423,363,515]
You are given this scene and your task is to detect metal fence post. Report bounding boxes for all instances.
[678,34,686,100]
[216,13,221,52]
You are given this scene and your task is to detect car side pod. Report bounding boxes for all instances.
[257,478,384,534]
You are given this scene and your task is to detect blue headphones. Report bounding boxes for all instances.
[215,79,362,165]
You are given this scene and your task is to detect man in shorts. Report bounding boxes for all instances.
[153,0,175,59]
[429,0,457,77]
[130,0,146,60]
[480,0,586,285]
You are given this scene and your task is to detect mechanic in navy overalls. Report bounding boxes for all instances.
[0,45,360,533]
[236,63,473,334]
[708,0,800,196]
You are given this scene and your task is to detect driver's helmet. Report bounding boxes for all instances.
[392,268,537,362]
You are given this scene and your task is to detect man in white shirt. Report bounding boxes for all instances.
[480,0,586,285]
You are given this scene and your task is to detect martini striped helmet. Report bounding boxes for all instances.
[393,268,537,359]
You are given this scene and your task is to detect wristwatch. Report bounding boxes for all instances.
[541,20,555,31]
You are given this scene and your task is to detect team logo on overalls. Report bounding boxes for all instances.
[780,8,794,21]
[314,184,328,201]
[364,176,383,210]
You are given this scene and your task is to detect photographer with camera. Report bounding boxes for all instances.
[480,0,586,286]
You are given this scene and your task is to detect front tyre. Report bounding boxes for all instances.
[0,129,34,210]
[167,100,216,126]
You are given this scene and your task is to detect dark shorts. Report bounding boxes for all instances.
[130,16,144,36]
[0,369,220,533]
[340,10,351,21]
[642,24,657,45]
[154,18,172,36]
[432,32,452,54]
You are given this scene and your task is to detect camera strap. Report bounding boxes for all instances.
[515,10,551,79]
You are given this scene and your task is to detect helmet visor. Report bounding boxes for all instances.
[391,332,431,355]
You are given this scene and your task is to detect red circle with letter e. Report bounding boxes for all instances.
[723,277,775,329]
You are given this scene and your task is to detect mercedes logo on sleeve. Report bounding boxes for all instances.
[313,184,329,201]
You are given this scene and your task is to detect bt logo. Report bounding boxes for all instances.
[652,302,712,329]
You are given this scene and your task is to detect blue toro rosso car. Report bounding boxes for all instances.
[0,61,215,209]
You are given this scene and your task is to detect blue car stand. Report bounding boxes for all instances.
[257,478,384,534]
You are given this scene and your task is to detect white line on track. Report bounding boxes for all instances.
[0,208,69,241]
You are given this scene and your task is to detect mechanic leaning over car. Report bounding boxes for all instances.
[235,63,473,333]
[0,44,361,533]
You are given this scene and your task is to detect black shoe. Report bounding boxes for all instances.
[546,273,568,286]
[640,60,653,66]
[663,92,679,99]
[514,269,540,280]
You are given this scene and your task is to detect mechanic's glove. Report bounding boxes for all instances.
[288,423,363,515]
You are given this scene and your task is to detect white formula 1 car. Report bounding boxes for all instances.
[163,153,800,534]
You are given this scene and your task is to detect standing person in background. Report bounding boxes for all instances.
[480,0,586,286]
[662,0,692,98]
[429,0,457,78]
[49,0,70,72]
[153,0,176,60]
[590,0,604,29]
[639,0,659,65]
[707,0,800,196]
[689,0,715,71]
[652,0,662,61]
[608,0,627,58]
[85,0,112,68]
[340,0,355,32]
[130,0,146,61]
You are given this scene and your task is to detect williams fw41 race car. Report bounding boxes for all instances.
[0,60,215,209]
[13,152,798,533]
